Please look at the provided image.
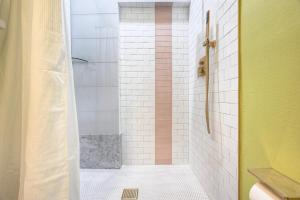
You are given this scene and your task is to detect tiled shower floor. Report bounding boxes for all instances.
[81,165,209,200]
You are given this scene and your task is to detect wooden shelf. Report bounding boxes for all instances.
[248,168,300,200]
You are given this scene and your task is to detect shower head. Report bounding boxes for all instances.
[72,57,88,63]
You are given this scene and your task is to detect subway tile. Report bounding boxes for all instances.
[71,0,118,14]
[96,87,119,111]
[189,0,238,199]
[72,38,118,62]
[75,86,97,111]
[96,63,118,87]
[78,111,97,133]
[96,110,119,134]
[73,62,97,86]
[72,14,119,38]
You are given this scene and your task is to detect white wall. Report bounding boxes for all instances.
[120,4,190,165]
[71,0,119,135]
[172,6,189,164]
[120,5,156,165]
[189,0,239,199]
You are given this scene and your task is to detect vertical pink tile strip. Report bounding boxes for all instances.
[155,5,172,165]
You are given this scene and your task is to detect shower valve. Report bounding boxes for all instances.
[203,38,216,48]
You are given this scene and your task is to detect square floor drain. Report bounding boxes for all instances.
[121,188,139,200]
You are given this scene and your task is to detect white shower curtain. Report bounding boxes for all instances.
[0,0,80,199]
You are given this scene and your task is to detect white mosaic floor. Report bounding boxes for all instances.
[81,165,209,200]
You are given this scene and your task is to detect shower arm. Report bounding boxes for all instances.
[72,57,88,63]
[198,10,216,134]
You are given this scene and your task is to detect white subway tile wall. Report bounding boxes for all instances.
[189,0,239,199]
[120,5,190,165]
[172,6,189,164]
[120,6,156,165]
[71,0,119,135]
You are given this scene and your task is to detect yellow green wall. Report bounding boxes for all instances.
[240,0,300,199]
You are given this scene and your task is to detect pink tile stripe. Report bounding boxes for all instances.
[155,5,172,165]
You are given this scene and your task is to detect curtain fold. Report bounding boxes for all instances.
[0,0,80,199]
